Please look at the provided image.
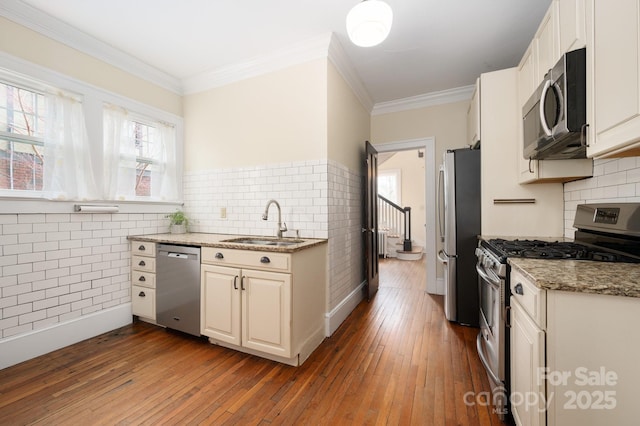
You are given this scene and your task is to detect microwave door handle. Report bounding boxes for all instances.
[539,79,554,137]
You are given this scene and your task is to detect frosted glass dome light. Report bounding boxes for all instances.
[346,0,393,47]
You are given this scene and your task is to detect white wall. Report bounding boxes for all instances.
[378,150,427,248]
[563,157,640,236]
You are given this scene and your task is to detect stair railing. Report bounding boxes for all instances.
[377,195,412,251]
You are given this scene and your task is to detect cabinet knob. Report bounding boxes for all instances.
[138,276,146,282]
[138,291,146,297]
[514,283,524,295]
[138,245,145,251]
[215,252,224,259]
[138,260,146,267]
[260,256,271,264]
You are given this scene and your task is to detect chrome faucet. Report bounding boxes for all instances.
[262,199,287,238]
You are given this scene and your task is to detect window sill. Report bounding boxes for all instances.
[0,198,183,215]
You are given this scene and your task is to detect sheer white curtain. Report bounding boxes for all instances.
[103,107,136,200]
[43,93,98,200]
[152,122,178,201]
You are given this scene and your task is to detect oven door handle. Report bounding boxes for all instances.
[476,332,503,385]
[476,263,501,287]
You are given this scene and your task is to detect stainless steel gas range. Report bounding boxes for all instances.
[475,203,640,421]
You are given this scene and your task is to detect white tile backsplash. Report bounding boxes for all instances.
[564,156,640,236]
[0,213,168,339]
[184,159,364,311]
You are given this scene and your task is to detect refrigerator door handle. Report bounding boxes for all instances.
[437,249,448,264]
[437,167,445,242]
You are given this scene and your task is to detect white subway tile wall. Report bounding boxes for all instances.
[328,162,364,309]
[0,213,168,338]
[183,160,364,311]
[183,160,329,239]
[564,157,640,236]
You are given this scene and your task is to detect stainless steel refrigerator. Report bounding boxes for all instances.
[437,148,480,327]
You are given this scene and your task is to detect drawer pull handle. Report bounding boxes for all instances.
[138,245,145,251]
[138,260,146,267]
[215,252,224,259]
[260,256,271,264]
[138,276,146,282]
[138,291,146,297]
[514,283,524,295]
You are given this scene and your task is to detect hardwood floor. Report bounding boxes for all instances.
[0,258,503,425]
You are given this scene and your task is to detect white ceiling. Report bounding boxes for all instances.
[14,0,551,106]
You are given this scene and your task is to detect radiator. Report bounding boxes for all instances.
[378,231,387,257]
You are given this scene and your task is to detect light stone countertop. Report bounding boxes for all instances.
[127,233,327,253]
[508,258,640,298]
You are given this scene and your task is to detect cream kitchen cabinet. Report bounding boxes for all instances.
[586,0,640,158]
[510,266,640,425]
[510,268,546,426]
[200,244,326,366]
[201,264,292,358]
[558,0,587,54]
[466,78,480,146]
[535,3,560,81]
[131,241,156,321]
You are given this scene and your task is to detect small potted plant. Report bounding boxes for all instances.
[166,210,189,234]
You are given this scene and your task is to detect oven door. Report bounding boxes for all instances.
[476,258,508,418]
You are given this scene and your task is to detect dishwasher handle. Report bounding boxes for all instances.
[167,252,190,259]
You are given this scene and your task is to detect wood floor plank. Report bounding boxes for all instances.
[0,257,505,425]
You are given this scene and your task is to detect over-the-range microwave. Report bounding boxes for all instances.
[522,47,587,160]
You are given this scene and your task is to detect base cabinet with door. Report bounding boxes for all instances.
[510,265,640,425]
[131,241,156,321]
[200,244,326,366]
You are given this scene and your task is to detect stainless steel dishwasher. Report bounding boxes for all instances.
[156,244,201,336]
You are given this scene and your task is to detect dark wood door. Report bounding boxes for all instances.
[364,141,379,300]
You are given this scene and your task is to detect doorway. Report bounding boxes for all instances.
[373,138,437,294]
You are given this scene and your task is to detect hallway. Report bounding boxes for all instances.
[0,258,501,425]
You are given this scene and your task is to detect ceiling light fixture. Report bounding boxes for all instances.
[346,0,393,47]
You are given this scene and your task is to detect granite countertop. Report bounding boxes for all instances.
[127,233,327,253]
[508,258,640,298]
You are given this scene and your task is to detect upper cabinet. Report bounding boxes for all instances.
[558,0,587,54]
[586,0,640,158]
[536,3,560,81]
[466,79,480,146]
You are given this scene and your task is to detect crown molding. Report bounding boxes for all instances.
[182,33,334,94]
[0,0,182,94]
[372,84,475,115]
[327,35,374,113]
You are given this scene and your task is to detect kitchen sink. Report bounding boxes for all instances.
[222,237,305,247]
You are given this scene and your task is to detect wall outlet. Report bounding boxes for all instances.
[220,207,227,219]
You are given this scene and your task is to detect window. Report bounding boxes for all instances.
[0,81,46,192]
[104,107,178,201]
[378,169,401,204]
[0,60,183,209]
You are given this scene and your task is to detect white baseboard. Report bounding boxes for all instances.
[0,303,132,370]
[325,280,366,336]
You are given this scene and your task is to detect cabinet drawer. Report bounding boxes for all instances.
[511,268,546,328]
[202,247,290,272]
[132,255,156,272]
[132,241,156,257]
[132,285,155,319]
[132,271,155,288]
